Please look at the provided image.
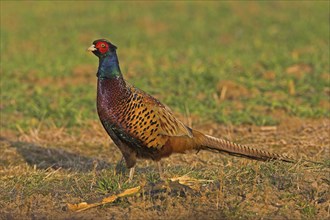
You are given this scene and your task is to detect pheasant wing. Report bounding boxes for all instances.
[119,85,193,149]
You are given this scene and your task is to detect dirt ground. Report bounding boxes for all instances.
[0,117,329,219]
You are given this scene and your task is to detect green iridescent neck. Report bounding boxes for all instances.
[97,51,122,79]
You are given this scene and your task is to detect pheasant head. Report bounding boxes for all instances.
[87,39,121,79]
[87,39,117,58]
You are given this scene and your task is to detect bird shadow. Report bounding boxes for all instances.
[1,137,113,172]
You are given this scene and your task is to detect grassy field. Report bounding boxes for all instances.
[1,1,329,219]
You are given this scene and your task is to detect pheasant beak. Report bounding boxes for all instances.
[87,45,97,52]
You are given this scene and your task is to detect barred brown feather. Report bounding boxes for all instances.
[200,134,295,163]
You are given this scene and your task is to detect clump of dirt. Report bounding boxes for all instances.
[319,99,330,109]
[285,63,313,79]
[321,73,329,82]
[263,71,276,80]
[216,80,258,100]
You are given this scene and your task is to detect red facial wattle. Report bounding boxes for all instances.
[95,41,109,54]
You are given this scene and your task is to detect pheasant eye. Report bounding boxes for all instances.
[101,43,106,48]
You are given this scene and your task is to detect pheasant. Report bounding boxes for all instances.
[87,39,294,181]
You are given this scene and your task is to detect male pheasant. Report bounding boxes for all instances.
[87,39,293,181]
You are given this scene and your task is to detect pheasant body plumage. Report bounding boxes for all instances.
[88,39,294,179]
[97,78,197,166]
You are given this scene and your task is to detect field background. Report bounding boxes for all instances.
[1,1,329,219]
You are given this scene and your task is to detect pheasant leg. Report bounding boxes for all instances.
[128,167,135,182]
[157,161,164,180]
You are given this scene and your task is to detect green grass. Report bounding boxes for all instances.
[1,1,329,133]
[1,2,329,220]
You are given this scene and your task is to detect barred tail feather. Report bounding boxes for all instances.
[201,134,295,163]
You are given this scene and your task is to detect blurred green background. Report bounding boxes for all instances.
[1,1,329,133]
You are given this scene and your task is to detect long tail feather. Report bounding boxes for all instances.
[200,134,295,163]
